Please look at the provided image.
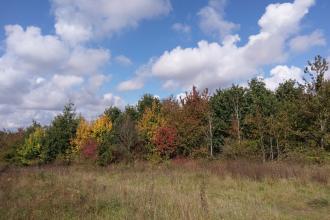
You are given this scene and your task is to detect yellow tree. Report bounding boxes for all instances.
[138,101,165,155]
[91,115,113,142]
[71,117,92,154]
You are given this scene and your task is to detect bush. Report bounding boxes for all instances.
[285,148,330,164]
[1,129,25,164]
[222,139,259,160]
[97,142,114,166]
[82,138,98,160]
[17,127,45,165]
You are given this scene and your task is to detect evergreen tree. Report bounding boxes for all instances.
[42,103,79,163]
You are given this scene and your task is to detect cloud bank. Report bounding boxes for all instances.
[0,0,172,128]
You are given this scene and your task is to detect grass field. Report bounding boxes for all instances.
[0,160,329,220]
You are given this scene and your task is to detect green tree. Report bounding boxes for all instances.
[275,80,305,156]
[245,79,277,162]
[104,106,122,124]
[137,94,160,118]
[124,105,139,122]
[211,85,248,150]
[304,55,329,150]
[304,55,329,93]
[42,103,79,163]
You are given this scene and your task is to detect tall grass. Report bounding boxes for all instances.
[0,160,329,220]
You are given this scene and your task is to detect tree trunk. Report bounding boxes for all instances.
[261,135,266,163]
[320,119,326,149]
[270,137,274,161]
[208,114,213,157]
[234,99,241,144]
[276,138,280,160]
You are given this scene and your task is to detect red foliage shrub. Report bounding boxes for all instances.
[82,139,98,160]
[153,126,177,158]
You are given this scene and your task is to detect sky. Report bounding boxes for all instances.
[0,0,329,129]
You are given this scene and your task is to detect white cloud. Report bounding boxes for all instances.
[117,79,144,91]
[326,56,330,79]
[289,30,326,52]
[115,55,133,66]
[175,92,186,102]
[148,0,316,91]
[0,0,174,128]
[0,25,121,128]
[172,23,191,34]
[0,58,28,105]
[52,0,172,44]
[53,74,84,88]
[163,80,179,90]
[4,25,69,73]
[0,108,59,129]
[198,0,239,39]
[263,65,304,91]
[117,59,154,91]
[65,47,110,75]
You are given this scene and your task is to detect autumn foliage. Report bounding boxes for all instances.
[82,139,98,160]
[153,126,177,158]
[1,55,330,166]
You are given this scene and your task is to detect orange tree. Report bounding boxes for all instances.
[179,86,211,157]
[159,87,211,157]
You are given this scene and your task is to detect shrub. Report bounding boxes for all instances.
[17,127,45,165]
[285,148,330,164]
[97,134,115,166]
[82,138,98,160]
[1,129,25,163]
[222,139,259,160]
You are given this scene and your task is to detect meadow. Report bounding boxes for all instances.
[1,160,329,220]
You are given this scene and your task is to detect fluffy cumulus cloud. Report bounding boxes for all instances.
[263,65,304,90]
[0,25,122,128]
[0,0,172,128]
[198,0,239,39]
[53,0,172,44]
[144,0,317,91]
[5,25,68,70]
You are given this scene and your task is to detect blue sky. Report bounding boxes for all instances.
[0,0,329,128]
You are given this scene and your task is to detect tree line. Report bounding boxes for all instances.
[1,55,329,165]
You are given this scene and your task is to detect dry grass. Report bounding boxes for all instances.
[0,160,329,220]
